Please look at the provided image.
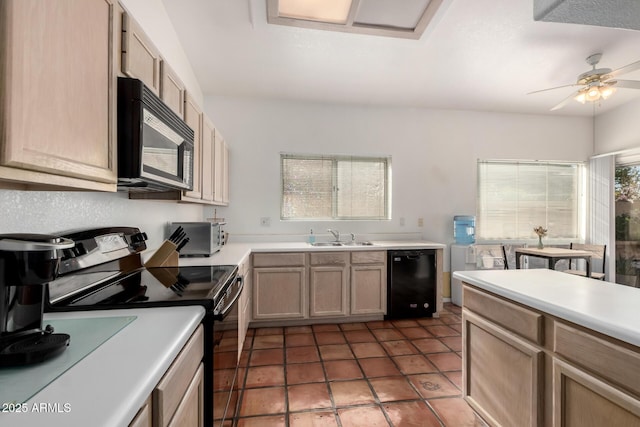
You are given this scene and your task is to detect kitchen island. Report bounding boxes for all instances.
[0,306,204,427]
[453,269,640,427]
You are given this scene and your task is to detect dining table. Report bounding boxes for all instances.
[514,247,592,277]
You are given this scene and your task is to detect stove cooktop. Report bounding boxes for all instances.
[48,265,237,311]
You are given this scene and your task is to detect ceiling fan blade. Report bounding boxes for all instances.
[613,79,640,89]
[550,90,581,111]
[605,59,640,79]
[527,84,579,95]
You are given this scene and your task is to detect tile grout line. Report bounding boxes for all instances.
[235,305,465,426]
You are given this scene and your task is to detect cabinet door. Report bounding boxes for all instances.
[200,118,215,202]
[213,128,229,205]
[237,256,251,357]
[309,266,349,317]
[552,359,640,427]
[183,94,202,200]
[222,141,230,204]
[121,12,161,94]
[1,0,117,185]
[129,397,152,427]
[350,265,386,314]
[252,267,306,320]
[154,325,204,426]
[168,364,204,427]
[160,61,185,118]
[463,311,543,427]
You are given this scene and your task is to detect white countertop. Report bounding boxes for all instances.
[177,240,446,267]
[453,269,640,347]
[0,306,205,427]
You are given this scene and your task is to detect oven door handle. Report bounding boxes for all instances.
[214,276,244,320]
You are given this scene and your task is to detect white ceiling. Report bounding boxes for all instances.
[161,0,640,116]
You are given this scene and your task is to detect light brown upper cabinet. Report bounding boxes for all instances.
[121,12,161,94]
[160,61,186,119]
[183,94,203,201]
[200,117,215,203]
[0,0,118,191]
[214,129,230,206]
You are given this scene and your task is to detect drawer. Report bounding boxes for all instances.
[309,252,348,265]
[351,251,386,264]
[253,252,306,267]
[554,322,640,397]
[463,285,543,345]
[154,324,204,426]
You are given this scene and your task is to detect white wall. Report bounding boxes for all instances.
[203,96,594,248]
[0,191,202,250]
[595,98,640,154]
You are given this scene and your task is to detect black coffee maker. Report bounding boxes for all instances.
[0,234,75,366]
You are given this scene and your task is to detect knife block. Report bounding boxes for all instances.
[144,240,180,268]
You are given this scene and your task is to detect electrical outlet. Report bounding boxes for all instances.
[399,217,405,226]
[418,218,424,227]
[260,217,271,226]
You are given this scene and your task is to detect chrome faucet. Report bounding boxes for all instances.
[327,229,340,242]
[350,233,356,243]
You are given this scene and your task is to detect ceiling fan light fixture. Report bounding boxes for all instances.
[585,86,601,102]
[574,90,587,104]
[600,85,616,99]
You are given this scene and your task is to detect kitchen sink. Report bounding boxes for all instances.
[310,241,374,247]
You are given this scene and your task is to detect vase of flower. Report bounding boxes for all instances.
[534,226,547,249]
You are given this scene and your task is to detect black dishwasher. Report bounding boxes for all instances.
[386,250,437,319]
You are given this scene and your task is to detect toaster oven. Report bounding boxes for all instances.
[168,222,225,256]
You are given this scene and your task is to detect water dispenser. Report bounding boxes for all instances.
[454,215,475,244]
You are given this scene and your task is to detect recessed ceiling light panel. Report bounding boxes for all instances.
[278,0,352,24]
[355,0,431,29]
[267,0,446,39]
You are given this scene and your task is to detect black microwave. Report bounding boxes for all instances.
[117,77,194,192]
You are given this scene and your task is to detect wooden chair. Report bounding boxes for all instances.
[564,243,606,280]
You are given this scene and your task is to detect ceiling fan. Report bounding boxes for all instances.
[529,53,640,111]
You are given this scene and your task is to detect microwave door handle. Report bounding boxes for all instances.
[215,277,244,320]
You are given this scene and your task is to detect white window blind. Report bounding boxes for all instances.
[477,160,584,240]
[281,154,391,220]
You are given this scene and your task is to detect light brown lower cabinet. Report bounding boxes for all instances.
[252,253,307,320]
[238,254,252,357]
[462,284,640,427]
[463,311,543,427]
[129,324,204,427]
[350,251,386,315]
[553,359,640,427]
[129,397,152,427]
[309,252,349,318]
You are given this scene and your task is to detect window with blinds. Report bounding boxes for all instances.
[477,160,585,240]
[281,154,391,220]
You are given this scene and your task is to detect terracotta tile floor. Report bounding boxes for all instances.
[232,303,487,426]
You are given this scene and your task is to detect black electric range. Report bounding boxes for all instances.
[44,226,241,427]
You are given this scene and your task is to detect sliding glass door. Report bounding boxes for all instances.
[614,165,640,286]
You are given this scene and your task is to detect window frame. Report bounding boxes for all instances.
[280,153,392,221]
[476,159,586,242]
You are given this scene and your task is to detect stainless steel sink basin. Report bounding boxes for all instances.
[310,241,374,247]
